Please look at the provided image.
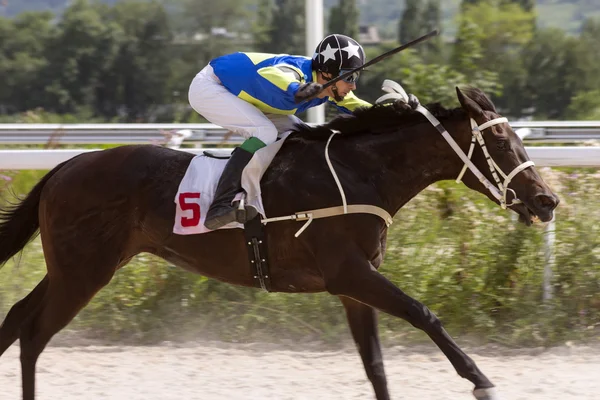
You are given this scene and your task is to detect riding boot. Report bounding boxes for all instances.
[204,146,255,230]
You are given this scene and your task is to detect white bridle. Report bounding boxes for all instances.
[376,79,535,210]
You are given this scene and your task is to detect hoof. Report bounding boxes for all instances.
[473,387,500,400]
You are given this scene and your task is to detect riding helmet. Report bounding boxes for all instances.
[312,34,366,76]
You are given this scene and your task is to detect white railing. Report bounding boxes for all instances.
[0,123,231,147]
[0,146,599,170]
[1,121,599,147]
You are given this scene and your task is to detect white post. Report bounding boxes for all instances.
[543,216,556,301]
[306,0,325,125]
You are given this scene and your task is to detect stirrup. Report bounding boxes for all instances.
[233,199,259,224]
[236,199,247,223]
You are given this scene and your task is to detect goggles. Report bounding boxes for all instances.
[339,69,360,83]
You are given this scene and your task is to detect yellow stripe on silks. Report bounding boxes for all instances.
[238,91,297,115]
[244,53,276,65]
[332,91,372,111]
[257,66,302,91]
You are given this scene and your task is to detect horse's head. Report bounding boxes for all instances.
[454,87,559,225]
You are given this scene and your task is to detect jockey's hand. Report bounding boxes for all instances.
[294,82,323,103]
[392,94,420,112]
[407,93,420,109]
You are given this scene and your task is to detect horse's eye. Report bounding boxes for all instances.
[496,139,509,151]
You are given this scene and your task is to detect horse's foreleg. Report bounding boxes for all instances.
[325,251,497,400]
[339,296,390,400]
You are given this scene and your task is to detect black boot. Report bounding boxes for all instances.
[204,147,254,230]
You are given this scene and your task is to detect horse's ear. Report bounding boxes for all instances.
[456,87,483,117]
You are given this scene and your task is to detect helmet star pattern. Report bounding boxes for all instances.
[342,42,361,60]
[312,34,365,75]
[319,43,339,63]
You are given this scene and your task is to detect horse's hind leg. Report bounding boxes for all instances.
[0,277,49,358]
[340,296,390,400]
[18,266,117,400]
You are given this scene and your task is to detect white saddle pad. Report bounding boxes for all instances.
[172,132,290,235]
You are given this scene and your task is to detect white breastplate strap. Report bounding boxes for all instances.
[260,131,394,237]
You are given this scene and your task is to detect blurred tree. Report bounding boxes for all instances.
[570,18,600,93]
[253,0,274,52]
[167,0,256,118]
[501,0,534,12]
[421,0,442,61]
[516,18,600,119]
[104,0,173,120]
[397,0,442,62]
[398,0,421,45]
[174,0,253,66]
[452,0,534,117]
[355,44,500,109]
[268,0,304,55]
[41,0,122,114]
[0,11,56,113]
[450,20,483,78]
[328,0,359,39]
[459,0,481,11]
[461,0,534,11]
[520,28,573,119]
[565,90,600,120]
[180,0,250,35]
[453,1,534,71]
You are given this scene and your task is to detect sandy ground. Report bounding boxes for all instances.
[1,339,599,400]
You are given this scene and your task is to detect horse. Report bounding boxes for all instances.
[0,86,559,400]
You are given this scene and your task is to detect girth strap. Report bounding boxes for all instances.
[262,204,393,237]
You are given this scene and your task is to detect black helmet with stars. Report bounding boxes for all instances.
[312,34,366,76]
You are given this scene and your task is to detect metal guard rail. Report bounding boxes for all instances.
[0,121,599,146]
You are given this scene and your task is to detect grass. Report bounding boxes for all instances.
[0,165,598,348]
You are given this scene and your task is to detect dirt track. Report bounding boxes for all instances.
[1,340,599,399]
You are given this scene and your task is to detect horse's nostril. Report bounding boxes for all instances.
[535,194,559,210]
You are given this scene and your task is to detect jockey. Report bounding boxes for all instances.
[188,34,371,230]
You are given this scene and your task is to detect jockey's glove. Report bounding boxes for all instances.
[294,82,323,103]
[407,93,420,109]
[392,93,420,112]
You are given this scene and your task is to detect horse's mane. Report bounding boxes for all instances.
[290,87,496,140]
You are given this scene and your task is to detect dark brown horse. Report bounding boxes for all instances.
[0,87,558,400]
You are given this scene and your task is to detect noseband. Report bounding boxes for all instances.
[376,80,535,209]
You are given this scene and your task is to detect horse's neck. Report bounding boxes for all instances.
[342,117,468,215]
[262,117,468,218]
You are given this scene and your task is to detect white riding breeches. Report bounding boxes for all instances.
[188,65,303,145]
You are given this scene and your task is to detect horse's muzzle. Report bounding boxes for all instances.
[511,192,559,226]
[532,193,560,222]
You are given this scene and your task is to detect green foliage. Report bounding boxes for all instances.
[1,1,599,121]
[355,45,500,109]
[516,23,600,119]
[454,0,535,72]
[566,90,600,120]
[328,0,359,39]
[42,0,123,114]
[268,0,305,55]
[106,0,173,121]
[1,167,599,346]
[252,0,273,52]
[0,11,56,113]
[398,0,422,45]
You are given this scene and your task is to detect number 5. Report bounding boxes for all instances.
[179,192,201,227]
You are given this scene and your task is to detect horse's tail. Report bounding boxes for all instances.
[0,160,70,269]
